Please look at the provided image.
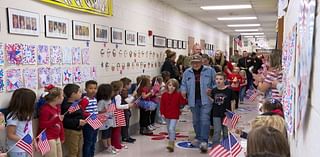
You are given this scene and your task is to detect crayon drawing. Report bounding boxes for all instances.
[81,47,90,64]
[62,47,72,64]
[63,67,73,84]
[6,69,23,92]
[22,44,36,64]
[23,68,38,89]
[73,66,82,83]
[50,45,62,65]
[6,43,23,65]
[38,67,50,88]
[72,47,81,64]
[50,67,62,86]
[0,43,4,65]
[38,45,49,65]
[0,69,4,92]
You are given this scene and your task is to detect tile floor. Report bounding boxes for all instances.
[95,101,259,157]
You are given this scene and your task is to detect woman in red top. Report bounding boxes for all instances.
[160,79,187,152]
[38,87,64,157]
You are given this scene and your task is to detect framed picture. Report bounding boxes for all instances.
[153,35,166,48]
[125,30,136,45]
[111,27,123,44]
[45,15,69,39]
[137,32,147,46]
[167,39,173,48]
[178,40,183,49]
[182,41,186,49]
[7,8,40,36]
[173,40,178,49]
[72,20,90,41]
[94,24,108,42]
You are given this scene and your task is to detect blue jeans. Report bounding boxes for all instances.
[239,86,246,102]
[212,117,228,146]
[83,124,98,157]
[190,100,212,143]
[155,102,165,123]
[166,119,177,141]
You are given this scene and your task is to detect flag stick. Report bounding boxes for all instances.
[227,130,232,157]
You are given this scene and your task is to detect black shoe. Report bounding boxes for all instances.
[128,137,136,142]
[123,138,135,143]
[140,128,153,135]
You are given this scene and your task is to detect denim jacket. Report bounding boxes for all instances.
[180,66,216,107]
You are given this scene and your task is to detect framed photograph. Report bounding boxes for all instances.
[94,24,108,42]
[125,30,136,45]
[137,32,147,46]
[72,20,90,41]
[111,27,123,44]
[173,40,178,49]
[167,39,173,48]
[182,41,186,49]
[45,15,69,39]
[7,8,40,36]
[153,35,166,48]
[178,40,183,49]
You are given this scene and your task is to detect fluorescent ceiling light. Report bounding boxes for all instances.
[217,16,257,20]
[227,24,261,27]
[201,4,252,10]
[235,29,259,32]
[240,32,264,35]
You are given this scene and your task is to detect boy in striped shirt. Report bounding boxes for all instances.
[79,80,98,157]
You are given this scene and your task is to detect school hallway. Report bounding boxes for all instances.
[95,101,258,157]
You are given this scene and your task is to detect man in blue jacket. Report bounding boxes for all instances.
[180,54,216,153]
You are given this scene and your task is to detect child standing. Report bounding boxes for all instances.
[160,79,187,152]
[96,84,116,154]
[210,73,235,146]
[61,84,86,157]
[151,76,166,125]
[38,87,64,157]
[79,80,98,157]
[227,66,242,109]
[6,88,36,157]
[239,70,247,104]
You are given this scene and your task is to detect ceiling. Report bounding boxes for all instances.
[159,0,278,40]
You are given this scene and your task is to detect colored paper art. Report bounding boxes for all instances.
[73,66,81,82]
[63,67,73,84]
[81,66,91,82]
[81,48,89,64]
[6,43,23,65]
[50,45,62,64]
[22,44,36,64]
[72,47,81,64]
[38,67,50,88]
[0,69,4,92]
[50,67,62,86]
[23,68,37,89]
[62,47,72,64]
[6,69,23,92]
[91,66,97,80]
[0,43,4,65]
[38,45,49,65]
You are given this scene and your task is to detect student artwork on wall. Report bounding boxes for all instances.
[62,47,72,64]
[6,68,23,92]
[178,40,182,49]
[7,8,40,36]
[91,66,97,80]
[50,45,62,65]
[172,40,178,49]
[22,44,36,65]
[73,66,82,83]
[153,35,166,48]
[182,41,186,49]
[0,43,4,65]
[63,67,73,84]
[38,67,50,88]
[72,47,81,64]
[81,47,89,64]
[38,45,49,65]
[50,67,62,86]
[72,20,90,41]
[81,66,91,82]
[23,68,37,89]
[6,43,23,65]
[137,32,147,46]
[94,24,108,42]
[167,39,173,48]
[45,15,69,39]
[0,69,4,92]
[125,30,136,45]
[111,27,123,44]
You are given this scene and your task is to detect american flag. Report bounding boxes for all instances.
[234,35,242,47]
[16,134,33,157]
[37,130,50,155]
[152,79,161,94]
[68,101,80,113]
[106,103,116,113]
[134,96,141,105]
[246,89,259,101]
[86,113,103,130]
[209,133,242,157]
[222,110,240,129]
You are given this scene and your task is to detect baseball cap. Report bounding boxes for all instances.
[191,54,202,62]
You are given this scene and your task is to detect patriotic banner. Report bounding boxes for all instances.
[209,133,242,157]
[37,130,50,155]
[222,110,240,129]
[16,134,33,157]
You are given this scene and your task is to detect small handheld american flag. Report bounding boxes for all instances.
[37,130,50,155]
[209,133,242,157]
[16,134,33,157]
[67,101,80,113]
[86,113,103,130]
[222,110,240,129]
[246,89,259,101]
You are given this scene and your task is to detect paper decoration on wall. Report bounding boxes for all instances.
[38,45,49,65]
[81,66,91,82]
[0,69,4,92]
[50,46,62,64]
[72,47,81,64]
[23,68,37,89]
[38,67,50,88]
[0,43,4,65]
[50,67,62,86]
[62,47,72,64]
[63,67,73,84]
[22,44,36,64]
[6,69,23,92]
[81,47,90,64]
[6,43,23,65]
[91,66,97,80]
[73,66,82,82]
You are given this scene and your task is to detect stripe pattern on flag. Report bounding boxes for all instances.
[37,131,50,155]
[222,110,240,129]
[209,133,242,157]
[16,134,33,157]
[86,113,103,130]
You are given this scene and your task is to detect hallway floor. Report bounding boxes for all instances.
[95,101,259,157]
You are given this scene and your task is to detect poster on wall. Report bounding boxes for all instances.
[94,24,108,42]
[167,39,173,48]
[7,8,40,36]
[45,15,69,39]
[295,0,316,130]
[153,35,166,48]
[72,20,90,41]
[125,30,136,45]
[111,27,123,44]
[137,32,147,46]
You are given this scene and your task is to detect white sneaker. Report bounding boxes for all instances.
[148,125,156,131]
[105,147,117,154]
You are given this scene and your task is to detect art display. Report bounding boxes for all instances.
[23,68,37,89]
[38,67,50,88]
[45,15,69,39]
[63,67,73,84]
[125,30,136,45]
[167,39,173,48]
[81,66,91,82]
[50,45,62,64]
[81,47,90,64]
[137,32,147,46]
[50,67,62,86]
[7,8,40,36]
[153,35,166,48]
[91,66,97,80]
[0,69,4,92]
[72,20,90,41]
[72,47,82,64]
[62,46,72,64]
[94,24,108,42]
[22,44,36,64]
[111,27,123,44]
[6,68,23,92]
[38,45,50,65]
[73,66,82,83]
[0,43,4,65]
[6,43,23,65]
